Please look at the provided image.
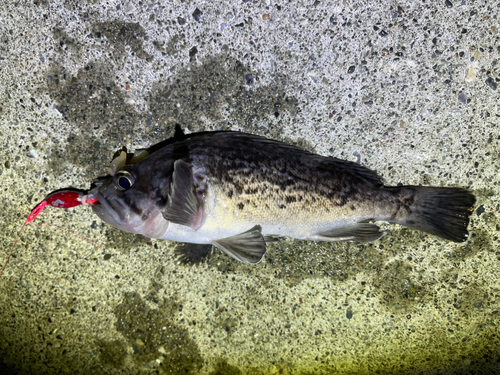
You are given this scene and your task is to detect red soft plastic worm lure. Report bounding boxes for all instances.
[1,189,98,276]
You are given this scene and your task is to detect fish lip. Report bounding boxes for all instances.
[94,192,125,226]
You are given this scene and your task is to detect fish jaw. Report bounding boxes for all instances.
[89,187,169,239]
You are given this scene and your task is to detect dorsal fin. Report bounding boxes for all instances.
[173,124,185,140]
[326,158,384,187]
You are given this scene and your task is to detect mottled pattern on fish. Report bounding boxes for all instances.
[183,134,391,228]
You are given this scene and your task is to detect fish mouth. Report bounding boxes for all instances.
[92,192,127,227]
[91,191,169,239]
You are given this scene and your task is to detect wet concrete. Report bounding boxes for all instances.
[0,1,499,374]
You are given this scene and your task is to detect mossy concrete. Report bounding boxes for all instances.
[1,0,499,374]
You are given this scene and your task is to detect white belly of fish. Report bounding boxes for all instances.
[158,185,355,244]
[159,185,258,243]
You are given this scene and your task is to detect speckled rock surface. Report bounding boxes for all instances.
[0,1,499,374]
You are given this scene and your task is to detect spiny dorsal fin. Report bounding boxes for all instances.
[173,124,185,140]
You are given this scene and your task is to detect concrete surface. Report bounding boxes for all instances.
[0,0,499,374]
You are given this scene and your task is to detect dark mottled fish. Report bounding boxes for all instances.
[88,126,476,264]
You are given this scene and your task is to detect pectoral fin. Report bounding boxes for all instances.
[164,160,204,230]
[175,243,212,265]
[212,225,267,264]
[314,223,386,242]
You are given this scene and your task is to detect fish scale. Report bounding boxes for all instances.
[187,139,382,227]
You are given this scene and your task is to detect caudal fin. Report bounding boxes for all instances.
[389,186,476,242]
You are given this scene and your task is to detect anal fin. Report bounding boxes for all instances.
[212,225,267,264]
[314,223,386,243]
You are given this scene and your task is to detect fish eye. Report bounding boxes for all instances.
[114,170,136,191]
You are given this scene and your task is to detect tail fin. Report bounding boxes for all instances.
[388,186,476,242]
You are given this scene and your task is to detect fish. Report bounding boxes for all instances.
[87,126,476,264]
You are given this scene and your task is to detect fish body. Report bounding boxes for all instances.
[89,128,475,264]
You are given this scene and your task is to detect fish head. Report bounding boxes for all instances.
[88,160,173,238]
